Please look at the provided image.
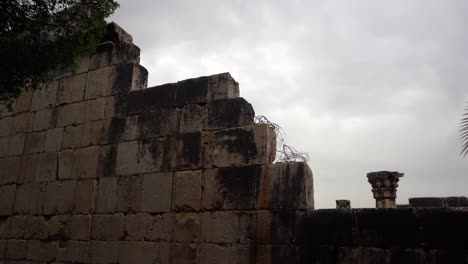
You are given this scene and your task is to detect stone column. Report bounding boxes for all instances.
[367,171,404,208]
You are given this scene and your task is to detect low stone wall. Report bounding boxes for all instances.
[0,23,313,263]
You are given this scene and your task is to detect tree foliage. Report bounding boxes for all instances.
[461,104,468,157]
[0,0,119,107]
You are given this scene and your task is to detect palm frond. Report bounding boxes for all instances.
[461,104,468,157]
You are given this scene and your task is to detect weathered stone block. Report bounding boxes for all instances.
[143,83,178,109]
[125,213,152,241]
[56,101,86,127]
[127,89,144,114]
[141,172,172,213]
[14,90,33,114]
[137,137,176,173]
[12,112,33,134]
[0,156,20,185]
[172,170,201,211]
[108,63,147,95]
[23,216,47,239]
[91,214,125,240]
[88,240,119,264]
[6,239,27,260]
[111,41,142,66]
[57,73,87,104]
[4,134,25,157]
[199,243,231,264]
[0,216,26,239]
[137,108,180,139]
[44,127,64,152]
[207,98,255,130]
[117,176,143,213]
[213,124,276,167]
[409,197,446,208]
[74,180,97,214]
[230,245,256,264]
[206,72,240,101]
[116,140,139,175]
[0,116,12,137]
[13,183,45,215]
[31,81,58,111]
[180,104,206,133]
[26,240,57,262]
[0,239,5,259]
[445,196,468,207]
[202,131,215,169]
[202,166,261,210]
[35,152,57,182]
[24,131,46,154]
[62,124,84,149]
[32,108,53,131]
[43,180,76,215]
[96,177,117,213]
[81,120,103,146]
[118,241,157,264]
[85,97,106,122]
[58,149,78,180]
[147,213,175,242]
[172,243,198,264]
[89,42,113,70]
[174,213,201,243]
[77,146,100,179]
[201,211,240,243]
[85,67,110,100]
[46,215,71,240]
[59,240,89,263]
[70,215,91,240]
[0,184,16,216]
[177,132,202,170]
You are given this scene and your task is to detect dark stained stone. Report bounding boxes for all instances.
[207,97,255,130]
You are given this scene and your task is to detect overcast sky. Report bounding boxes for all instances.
[109,0,468,208]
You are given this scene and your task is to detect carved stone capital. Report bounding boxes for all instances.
[367,171,404,208]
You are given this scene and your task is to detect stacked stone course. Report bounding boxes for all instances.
[0,23,313,263]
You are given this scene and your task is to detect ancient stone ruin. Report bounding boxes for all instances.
[0,23,467,264]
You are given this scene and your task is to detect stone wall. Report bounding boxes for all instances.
[0,23,314,263]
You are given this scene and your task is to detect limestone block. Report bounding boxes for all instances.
[77,146,100,179]
[147,213,175,242]
[70,215,91,240]
[14,90,33,114]
[142,83,178,109]
[115,141,139,175]
[137,137,175,173]
[58,149,78,180]
[230,245,256,264]
[79,120,102,147]
[0,216,26,239]
[23,216,47,239]
[13,183,45,215]
[125,213,152,241]
[60,240,89,263]
[91,214,125,240]
[111,41,141,66]
[74,180,97,214]
[177,132,202,170]
[76,54,90,74]
[172,170,201,211]
[32,108,53,131]
[96,144,118,178]
[85,97,106,122]
[202,131,215,169]
[0,239,5,259]
[180,104,206,133]
[174,212,201,243]
[26,240,57,262]
[0,116,12,137]
[12,113,33,134]
[6,239,27,259]
[23,131,46,154]
[0,184,16,216]
[127,90,143,114]
[35,152,57,182]
[137,108,180,139]
[0,137,8,157]
[0,156,20,185]
[62,124,84,149]
[118,241,157,264]
[409,197,446,208]
[85,67,110,100]
[202,166,261,210]
[89,42,113,70]
[57,73,86,105]
[43,180,76,215]
[207,98,255,130]
[445,196,468,207]
[103,95,117,118]
[171,243,198,264]
[199,243,231,264]
[100,116,136,144]
[108,63,147,95]
[46,215,71,240]
[201,211,240,243]
[31,81,58,111]
[213,124,276,167]
[44,127,64,152]
[6,134,25,156]
[117,176,143,213]
[96,177,117,213]
[260,162,314,210]
[56,101,86,127]
[141,172,172,213]
[206,72,240,101]
[88,240,119,264]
